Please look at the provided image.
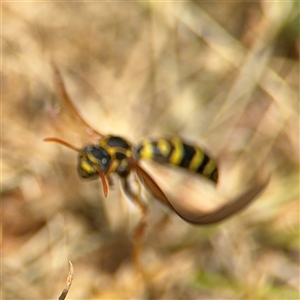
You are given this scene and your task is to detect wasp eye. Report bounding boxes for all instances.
[101,157,108,165]
[82,145,112,173]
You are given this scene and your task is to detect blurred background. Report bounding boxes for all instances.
[2,2,299,299]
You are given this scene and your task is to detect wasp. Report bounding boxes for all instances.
[44,63,268,271]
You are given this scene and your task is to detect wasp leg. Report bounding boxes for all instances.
[120,177,148,275]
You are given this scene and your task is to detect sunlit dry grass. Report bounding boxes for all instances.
[2,2,299,299]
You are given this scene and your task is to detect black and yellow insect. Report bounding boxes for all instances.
[45,64,267,224]
[72,134,218,188]
[45,134,218,211]
[44,63,268,271]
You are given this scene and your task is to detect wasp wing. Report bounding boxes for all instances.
[170,179,269,225]
[47,62,103,146]
[132,160,269,225]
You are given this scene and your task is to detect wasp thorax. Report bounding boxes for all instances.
[78,145,112,178]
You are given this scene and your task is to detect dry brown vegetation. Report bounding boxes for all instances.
[2,2,299,299]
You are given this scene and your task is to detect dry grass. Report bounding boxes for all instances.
[2,2,299,299]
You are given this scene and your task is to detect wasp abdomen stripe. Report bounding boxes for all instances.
[179,143,197,169]
[135,138,218,183]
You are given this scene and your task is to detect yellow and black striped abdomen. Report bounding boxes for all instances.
[134,138,218,183]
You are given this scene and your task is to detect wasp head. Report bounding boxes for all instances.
[78,145,111,178]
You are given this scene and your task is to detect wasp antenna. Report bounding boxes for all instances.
[95,165,109,197]
[44,137,83,154]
